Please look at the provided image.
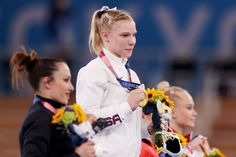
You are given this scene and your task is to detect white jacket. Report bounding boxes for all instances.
[76,49,142,157]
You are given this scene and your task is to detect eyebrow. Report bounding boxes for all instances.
[186,103,194,107]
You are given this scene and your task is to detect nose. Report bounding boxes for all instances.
[129,36,136,46]
[69,82,74,92]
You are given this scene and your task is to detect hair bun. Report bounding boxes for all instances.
[30,50,37,61]
[157,81,170,90]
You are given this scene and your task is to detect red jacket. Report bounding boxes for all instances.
[140,138,159,157]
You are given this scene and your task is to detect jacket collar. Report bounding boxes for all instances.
[102,48,128,66]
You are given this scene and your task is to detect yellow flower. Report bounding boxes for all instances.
[51,103,88,128]
[156,90,175,109]
[142,88,175,109]
[73,104,87,123]
[52,107,65,124]
[146,88,158,102]
[176,133,187,147]
[156,146,164,153]
[156,90,165,101]
[164,95,175,109]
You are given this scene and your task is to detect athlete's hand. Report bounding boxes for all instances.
[75,140,96,157]
[128,88,145,111]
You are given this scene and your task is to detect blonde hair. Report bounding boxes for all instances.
[157,81,189,107]
[89,6,134,55]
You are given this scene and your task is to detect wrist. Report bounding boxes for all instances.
[186,144,193,154]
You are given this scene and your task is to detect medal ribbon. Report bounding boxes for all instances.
[99,51,140,90]
[33,96,57,114]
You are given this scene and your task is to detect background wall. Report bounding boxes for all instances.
[0,0,236,156]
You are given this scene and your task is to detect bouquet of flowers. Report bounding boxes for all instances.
[141,87,226,157]
[141,87,174,128]
[140,88,184,156]
[52,104,87,128]
[51,104,107,146]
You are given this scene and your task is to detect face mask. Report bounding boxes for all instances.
[162,133,183,157]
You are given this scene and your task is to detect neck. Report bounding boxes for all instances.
[170,121,192,136]
[34,93,65,108]
[103,47,123,59]
[102,48,127,64]
[35,91,51,100]
[170,120,184,134]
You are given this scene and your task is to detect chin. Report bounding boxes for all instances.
[59,99,68,105]
[64,100,69,105]
[125,54,132,59]
[128,52,133,56]
[189,123,195,128]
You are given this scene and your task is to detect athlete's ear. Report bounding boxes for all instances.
[171,108,176,118]
[41,76,53,89]
[100,31,109,43]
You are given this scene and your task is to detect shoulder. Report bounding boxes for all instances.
[20,102,53,135]
[79,57,105,73]
[76,58,109,84]
[26,103,52,124]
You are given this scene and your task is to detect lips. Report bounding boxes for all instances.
[125,49,133,52]
[65,92,70,97]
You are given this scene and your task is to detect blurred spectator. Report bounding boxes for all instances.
[47,0,75,67]
[0,55,11,94]
[158,81,225,157]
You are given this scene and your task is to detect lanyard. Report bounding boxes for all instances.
[99,51,140,90]
[33,96,57,114]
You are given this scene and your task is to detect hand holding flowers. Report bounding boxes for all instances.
[52,104,87,128]
[51,103,107,146]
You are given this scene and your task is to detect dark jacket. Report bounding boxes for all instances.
[19,96,80,157]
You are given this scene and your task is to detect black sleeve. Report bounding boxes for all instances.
[21,110,51,157]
